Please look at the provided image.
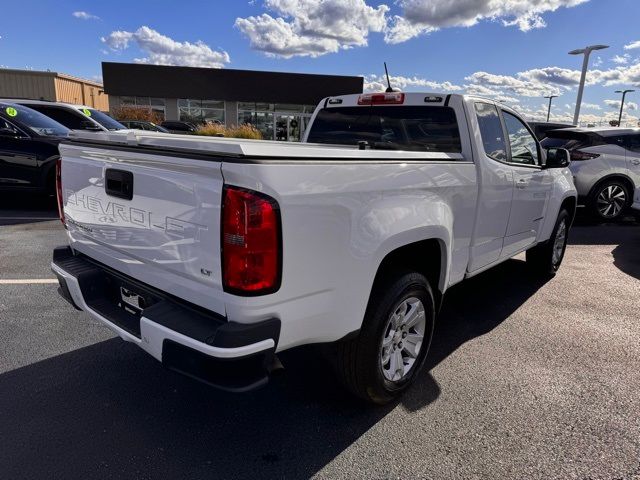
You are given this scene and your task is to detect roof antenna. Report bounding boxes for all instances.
[384,62,394,93]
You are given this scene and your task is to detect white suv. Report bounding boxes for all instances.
[541,127,640,220]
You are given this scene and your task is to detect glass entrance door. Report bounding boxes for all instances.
[274,113,311,142]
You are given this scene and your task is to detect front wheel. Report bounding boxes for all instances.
[526,209,570,277]
[334,271,435,404]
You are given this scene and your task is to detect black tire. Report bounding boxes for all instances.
[526,209,570,277]
[334,270,435,405]
[589,180,630,221]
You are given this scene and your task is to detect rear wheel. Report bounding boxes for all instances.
[590,180,629,220]
[526,209,570,277]
[334,270,435,404]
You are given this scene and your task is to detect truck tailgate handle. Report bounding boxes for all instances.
[105,169,134,200]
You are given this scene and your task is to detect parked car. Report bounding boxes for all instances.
[0,102,69,195]
[541,127,640,220]
[528,121,576,140]
[0,99,126,132]
[160,120,198,134]
[632,185,640,213]
[119,120,170,133]
[52,92,577,404]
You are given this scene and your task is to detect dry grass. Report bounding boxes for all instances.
[112,106,164,124]
[194,123,263,140]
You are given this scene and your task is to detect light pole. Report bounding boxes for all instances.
[569,44,609,125]
[615,89,634,127]
[544,95,558,122]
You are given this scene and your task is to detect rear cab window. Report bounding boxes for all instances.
[306,105,462,153]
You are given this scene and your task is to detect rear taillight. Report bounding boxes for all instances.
[55,157,66,227]
[357,92,405,105]
[221,186,281,295]
[570,150,600,161]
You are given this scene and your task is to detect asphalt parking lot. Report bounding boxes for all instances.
[1,195,639,480]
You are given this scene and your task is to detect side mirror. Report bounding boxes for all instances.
[544,147,571,168]
[80,121,102,131]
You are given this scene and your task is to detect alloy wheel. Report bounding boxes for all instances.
[596,184,626,218]
[380,297,426,382]
[552,219,567,266]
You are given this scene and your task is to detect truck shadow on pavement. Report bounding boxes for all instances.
[568,221,640,280]
[0,258,551,479]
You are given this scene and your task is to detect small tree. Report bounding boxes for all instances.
[112,106,163,124]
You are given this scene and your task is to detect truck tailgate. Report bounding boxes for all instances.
[59,142,226,315]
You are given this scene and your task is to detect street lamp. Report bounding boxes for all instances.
[544,95,558,122]
[615,89,634,127]
[569,44,609,125]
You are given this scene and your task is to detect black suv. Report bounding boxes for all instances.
[160,121,198,134]
[0,103,69,195]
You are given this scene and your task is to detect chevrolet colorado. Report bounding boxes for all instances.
[52,92,577,404]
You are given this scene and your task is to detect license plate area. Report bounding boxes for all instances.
[79,269,160,338]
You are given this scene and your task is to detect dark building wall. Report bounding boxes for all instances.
[102,63,363,104]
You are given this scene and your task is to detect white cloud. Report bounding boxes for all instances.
[464,70,564,98]
[363,74,462,92]
[581,102,600,110]
[235,0,388,58]
[385,0,590,43]
[612,54,630,65]
[604,99,638,111]
[72,11,100,20]
[101,26,230,68]
[624,40,640,50]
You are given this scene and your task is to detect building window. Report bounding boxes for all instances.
[178,99,225,124]
[120,96,166,119]
[237,102,315,141]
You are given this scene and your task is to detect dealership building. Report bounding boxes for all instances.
[102,62,363,141]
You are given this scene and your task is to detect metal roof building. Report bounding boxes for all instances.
[0,68,108,111]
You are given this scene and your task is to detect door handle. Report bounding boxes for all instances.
[516,179,528,189]
[632,159,640,165]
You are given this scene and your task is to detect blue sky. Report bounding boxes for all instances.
[2,0,640,124]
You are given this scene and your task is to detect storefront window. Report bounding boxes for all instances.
[119,96,165,119]
[179,99,225,124]
[237,102,312,141]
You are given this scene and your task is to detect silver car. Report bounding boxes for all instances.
[541,127,640,220]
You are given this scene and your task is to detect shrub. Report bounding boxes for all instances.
[194,123,263,140]
[112,106,164,124]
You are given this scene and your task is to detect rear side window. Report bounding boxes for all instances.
[25,105,89,130]
[474,103,507,161]
[626,134,640,152]
[306,106,462,153]
[540,131,604,150]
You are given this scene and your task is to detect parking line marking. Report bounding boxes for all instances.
[0,279,58,284]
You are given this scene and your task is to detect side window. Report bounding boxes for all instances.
[0,118,26,137]
[474,103,507,162]
[28,106,87,130]
[502,111,539,166]
[624,135,640,152]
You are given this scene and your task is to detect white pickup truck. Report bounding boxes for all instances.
[52,92,577,404]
